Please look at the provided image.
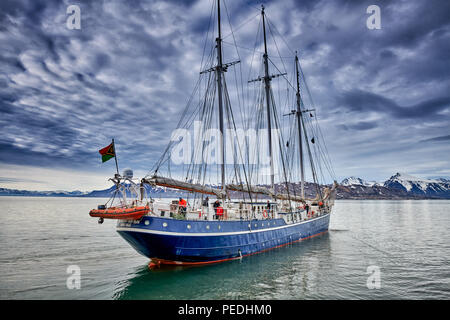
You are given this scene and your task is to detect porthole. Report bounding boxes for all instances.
[162,222,168,227]
[144,220,150,225]
[218,225,221,230]
[187,224,191,229]
[206,225,210,230]
[248,224,251,228]
[262,223,264,227]
[254,224,257,227]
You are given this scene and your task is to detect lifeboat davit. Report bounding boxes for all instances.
[89,205,149,220]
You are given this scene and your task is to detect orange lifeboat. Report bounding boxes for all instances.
[89,205,149,220]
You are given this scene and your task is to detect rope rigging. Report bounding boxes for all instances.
[145,0,336,203]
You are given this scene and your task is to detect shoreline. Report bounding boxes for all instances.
[1,195,449,200]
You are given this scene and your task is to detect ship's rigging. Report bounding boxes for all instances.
[143,0,336,209]
[91,0,337,267]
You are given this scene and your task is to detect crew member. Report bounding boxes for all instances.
[178,197,187,214]
[202,197,209,220]
[304,203,310,215]
[213,200,221,219]
[202,196,209,208]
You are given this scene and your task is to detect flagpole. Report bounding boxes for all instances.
[112,138,120,177]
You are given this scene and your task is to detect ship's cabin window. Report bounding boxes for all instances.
[162,222,168,227]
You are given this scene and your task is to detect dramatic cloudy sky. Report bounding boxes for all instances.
[0,0,449,191]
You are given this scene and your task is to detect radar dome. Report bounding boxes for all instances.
[122,168,133,179]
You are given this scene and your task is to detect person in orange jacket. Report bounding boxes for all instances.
[178,197,187,214]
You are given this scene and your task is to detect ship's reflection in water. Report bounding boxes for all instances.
[113,233,333,300]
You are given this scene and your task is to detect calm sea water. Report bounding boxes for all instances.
[0,197,449,300]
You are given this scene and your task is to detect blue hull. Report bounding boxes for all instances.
[116,213,330,264]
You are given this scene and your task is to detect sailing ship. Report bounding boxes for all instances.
[90,0,337,267]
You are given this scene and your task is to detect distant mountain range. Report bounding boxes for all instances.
[0,184,185,198]
[337,173,450,199]
[0,188,91,197]
[1,172,449,199]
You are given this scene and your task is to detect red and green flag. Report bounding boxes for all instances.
[98,142,115,163]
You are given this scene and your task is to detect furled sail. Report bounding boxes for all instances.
[226,184,274,197]
[226,184,304,202]
[143,175,226,198]
[144,178,314,202]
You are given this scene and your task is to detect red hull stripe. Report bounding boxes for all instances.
[148,230,328,267]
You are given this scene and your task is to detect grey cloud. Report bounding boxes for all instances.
[348,121,378,131]
[420,135,450,143]
[0,177,43,183]
[338,90,450,119]
[0,0,449,183]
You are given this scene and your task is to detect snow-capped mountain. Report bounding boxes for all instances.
[0,188,89,197]
[339,173,450,199]
[2,173,450,199]
[383,173,450,197]
[432,177,450,183]
[0,184,187,198]
[340,177,381,187]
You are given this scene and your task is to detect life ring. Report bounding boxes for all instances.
[262,210,268,218]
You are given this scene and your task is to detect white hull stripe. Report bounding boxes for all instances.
[116,214,329,237]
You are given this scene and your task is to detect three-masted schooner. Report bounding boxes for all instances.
[90,0,337,266]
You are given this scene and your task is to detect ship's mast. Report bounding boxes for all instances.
[261,5,275,192]
[147,1,334,204]
[295,53,305,199]
[216,0,226,193]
